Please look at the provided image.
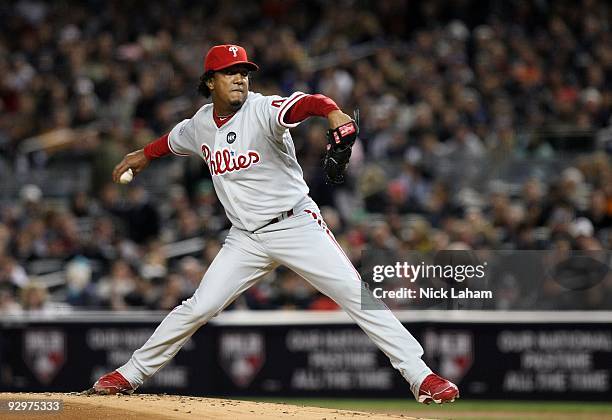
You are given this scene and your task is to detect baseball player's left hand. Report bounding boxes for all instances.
[327,110,353,129]
[323,110,359,185]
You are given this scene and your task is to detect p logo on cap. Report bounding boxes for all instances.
[204,45,259,72]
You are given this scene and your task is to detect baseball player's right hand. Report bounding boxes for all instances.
[112,149,150,183]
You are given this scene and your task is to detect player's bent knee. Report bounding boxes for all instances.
[183,295,226,322]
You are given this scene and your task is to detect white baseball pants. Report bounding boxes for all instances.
[118,196,432,397]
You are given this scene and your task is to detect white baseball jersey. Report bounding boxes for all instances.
[167,91,309,231]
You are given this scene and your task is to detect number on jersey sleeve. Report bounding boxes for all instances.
[265,91,308,132]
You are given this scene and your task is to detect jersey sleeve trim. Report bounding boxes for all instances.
[277,92,308,129]
[168,137,191,156]
[168,119,194,157]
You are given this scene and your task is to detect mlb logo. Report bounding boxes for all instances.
[219,332,265,387]
[23,329,66,385]
[423,329,473,383]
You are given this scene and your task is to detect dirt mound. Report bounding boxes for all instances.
[0,393,420,420]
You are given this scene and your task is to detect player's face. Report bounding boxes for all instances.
[211,65,250,110]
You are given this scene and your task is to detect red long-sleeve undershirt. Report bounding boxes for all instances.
[285,93,339,123]
[143,94,339,160]
[143,133,170,159]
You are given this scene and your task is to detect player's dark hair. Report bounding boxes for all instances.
[198,71,215,98]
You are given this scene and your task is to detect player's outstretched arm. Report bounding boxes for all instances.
[112,149,150,183]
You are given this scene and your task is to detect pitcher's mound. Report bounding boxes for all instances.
[1,393,419,420]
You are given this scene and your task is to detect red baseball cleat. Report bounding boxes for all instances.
[91,371,134,395]
[418,373,459,404]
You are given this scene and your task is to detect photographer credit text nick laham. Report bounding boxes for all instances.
[372,287,493,300]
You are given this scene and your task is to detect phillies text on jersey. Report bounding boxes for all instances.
[201,145,261,176]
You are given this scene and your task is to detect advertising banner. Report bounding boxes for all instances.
[1,315,610,400]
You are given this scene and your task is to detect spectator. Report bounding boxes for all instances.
[155,273,188,311]
[124,186,160,243]
[0,255,28,289]
[64,257,98,307]
[96,260,139,310]
[0,286,22,315]
[20,281,68,314]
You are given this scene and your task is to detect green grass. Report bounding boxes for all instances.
[235,398,612,419]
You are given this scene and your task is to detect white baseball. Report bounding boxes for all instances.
[119,168,134,184]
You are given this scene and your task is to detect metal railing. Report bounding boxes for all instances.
[1,309,611,324]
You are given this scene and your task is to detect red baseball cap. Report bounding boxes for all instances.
[204,44,259,72]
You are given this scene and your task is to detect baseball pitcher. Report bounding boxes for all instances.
[90,45,459,404]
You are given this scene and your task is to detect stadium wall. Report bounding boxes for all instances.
[1,311,611,401]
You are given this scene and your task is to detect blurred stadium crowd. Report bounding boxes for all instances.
[0,0,611,313]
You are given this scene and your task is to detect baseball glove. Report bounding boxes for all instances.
[323,111,359,185]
